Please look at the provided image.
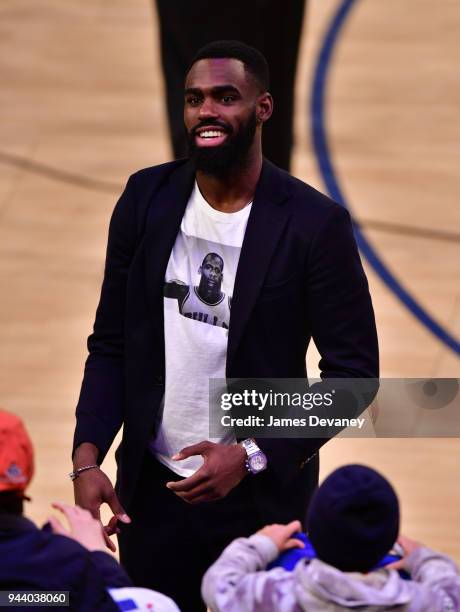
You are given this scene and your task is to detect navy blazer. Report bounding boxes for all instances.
[73,159,378,522]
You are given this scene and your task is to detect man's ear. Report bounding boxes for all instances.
[257,92,274,124]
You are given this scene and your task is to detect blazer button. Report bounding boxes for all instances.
[154,374,165,385]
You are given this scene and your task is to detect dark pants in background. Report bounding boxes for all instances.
[155,0,306,172]
[118,454,266,612]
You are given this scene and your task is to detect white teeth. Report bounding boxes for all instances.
[199,130,225,138]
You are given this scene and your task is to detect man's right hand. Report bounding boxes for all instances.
[72,442,131,552]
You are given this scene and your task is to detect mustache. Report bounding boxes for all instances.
[191,120,233,137]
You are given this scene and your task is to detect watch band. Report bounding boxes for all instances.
[240,438,259,457]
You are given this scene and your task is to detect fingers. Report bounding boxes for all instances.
[283,538,305,551]
[52,501,117,553]
[102,530,117,553]
[52,501,79,514]
[385,559,404,571]
[279,520,303,544]
[104,491,129,548]
[100,513,117,552]
[284,520,302,537]
[397,534,414,550]
[47,515,67,536]
[51,501,92,523]
[106,490,131,524]
[171,441,212,461]
[166,469,208,493]
[182,492,220,505]
[104,515,121,536]
[257,521,304,551]
[172,482,216,504]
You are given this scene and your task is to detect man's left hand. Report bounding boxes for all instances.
[166,441,247,504]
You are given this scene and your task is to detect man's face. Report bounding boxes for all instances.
[184,58,260,176]
[199,255,224,290]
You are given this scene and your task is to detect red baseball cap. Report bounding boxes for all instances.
[0,410,34,496]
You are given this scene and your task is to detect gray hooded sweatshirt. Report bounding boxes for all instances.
[202,534,460,611]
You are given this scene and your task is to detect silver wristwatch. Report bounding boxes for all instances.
[240,438,267,475]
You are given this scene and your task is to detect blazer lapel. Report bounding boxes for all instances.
[144,161,195,312]
[227,160,292,371]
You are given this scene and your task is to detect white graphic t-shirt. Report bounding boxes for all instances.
[150,182,252,476]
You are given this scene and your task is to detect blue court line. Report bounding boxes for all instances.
[310,0,460,356]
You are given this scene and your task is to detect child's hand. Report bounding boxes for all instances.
[257,520,305,552]
[47,502,108,553]
[386,535,422,571]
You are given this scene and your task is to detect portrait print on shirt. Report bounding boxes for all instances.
[165,252,231,329]
[164,235,241,330]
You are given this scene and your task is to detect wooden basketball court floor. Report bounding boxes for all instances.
[1,1,459,562]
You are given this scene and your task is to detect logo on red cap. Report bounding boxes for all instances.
[0,410,34,494]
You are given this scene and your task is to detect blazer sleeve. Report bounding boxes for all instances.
[306,204,379,379]
[257,204,379,484]
[73,176,139,464]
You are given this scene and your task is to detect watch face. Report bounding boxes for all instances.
[249,452,267,473]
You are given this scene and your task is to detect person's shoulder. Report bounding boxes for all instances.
[287,174,344,220]
[128,158,188,189]
[265,161,344,222]
[5,522,94,574]
[39,523,92,557]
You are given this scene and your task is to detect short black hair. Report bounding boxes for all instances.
[201,252,224,270]
[188,40,269,92]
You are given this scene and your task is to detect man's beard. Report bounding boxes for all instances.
[187,110,257,177]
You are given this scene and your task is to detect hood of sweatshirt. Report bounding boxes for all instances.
[295,558,413,609]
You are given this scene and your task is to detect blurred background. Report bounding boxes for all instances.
[1,0,459,560]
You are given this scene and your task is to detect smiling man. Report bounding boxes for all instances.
[72,41,378,611]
